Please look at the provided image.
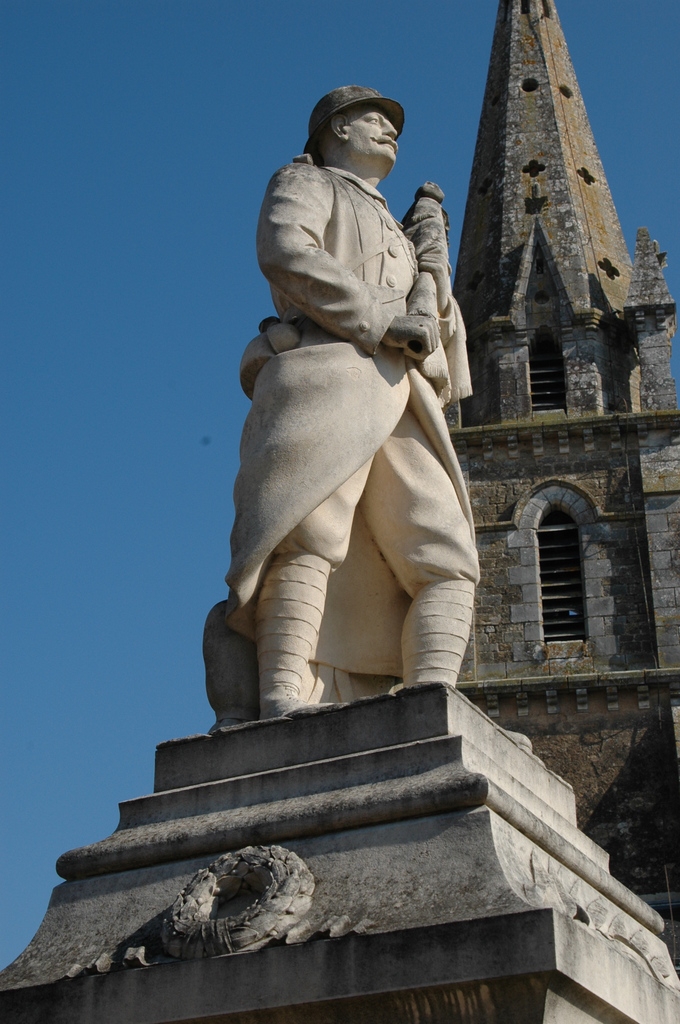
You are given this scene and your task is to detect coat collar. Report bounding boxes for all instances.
[323,166,389,208]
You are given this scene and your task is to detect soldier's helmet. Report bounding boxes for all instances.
[304,85,404,166]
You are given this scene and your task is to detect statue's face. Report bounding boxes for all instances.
[343,106,397,160]
[328,104,398,180]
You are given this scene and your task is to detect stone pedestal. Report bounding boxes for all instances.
[2,684,678,1022]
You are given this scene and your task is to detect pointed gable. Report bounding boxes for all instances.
[509,218,576,331]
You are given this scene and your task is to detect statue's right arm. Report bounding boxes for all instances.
[256,164,399,355]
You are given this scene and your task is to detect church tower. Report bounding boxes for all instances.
[452,0,680,927]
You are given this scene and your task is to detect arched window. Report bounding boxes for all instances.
[538,511,586,640]
[530,329,566,412]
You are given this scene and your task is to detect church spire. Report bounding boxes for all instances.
[455,0,632,330]
[453,0,636,424]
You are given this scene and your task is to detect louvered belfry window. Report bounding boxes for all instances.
[530,330,567,412]
[538,511,586,640]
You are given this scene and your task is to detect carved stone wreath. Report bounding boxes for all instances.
[161,845,314,959]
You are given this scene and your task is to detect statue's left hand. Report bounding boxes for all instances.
[382,314,439,360]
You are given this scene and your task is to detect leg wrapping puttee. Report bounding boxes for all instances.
[401,578,475,688]
[255,552,331,715]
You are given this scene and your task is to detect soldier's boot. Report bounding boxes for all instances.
[401,578,532,752]
[256,552,331,719]
[401,578,475,688]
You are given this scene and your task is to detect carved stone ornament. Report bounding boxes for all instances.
[161,845,314,959]
[501,843,677,988]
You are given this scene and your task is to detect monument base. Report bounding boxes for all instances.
[1,684,678,1023]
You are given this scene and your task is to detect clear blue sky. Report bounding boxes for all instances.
[1,0,678,972]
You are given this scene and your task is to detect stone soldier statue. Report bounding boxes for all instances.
[220,86,479,721]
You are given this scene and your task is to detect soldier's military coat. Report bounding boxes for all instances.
[226,162,476,677]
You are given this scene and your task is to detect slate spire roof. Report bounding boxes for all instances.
[454,0,632,334]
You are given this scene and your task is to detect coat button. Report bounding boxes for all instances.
[385,274,397,287]
[388,244,399,258]
[358,321,370,332]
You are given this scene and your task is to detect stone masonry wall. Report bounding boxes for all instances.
[639,424,680,669]
[636,309,678,412]
[454,414,660,680]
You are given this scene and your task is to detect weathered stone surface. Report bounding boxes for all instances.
[0,909,677,1024]
[626,227,675,309]
[642,486,680,669]
[63,687,630,888]
[625,229,677,413]
[160,845,315,959]
[470,681,680,895]
[203,601,259,728]
[455,2,632,332]
[2,685,678,1022]
[1,688,671,971]
[154,684,574,816]
[453,1,638,428]
[452,415,679,680]
[1,897,678,1023]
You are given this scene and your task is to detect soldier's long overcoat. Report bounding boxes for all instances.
[226,162,474,676]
